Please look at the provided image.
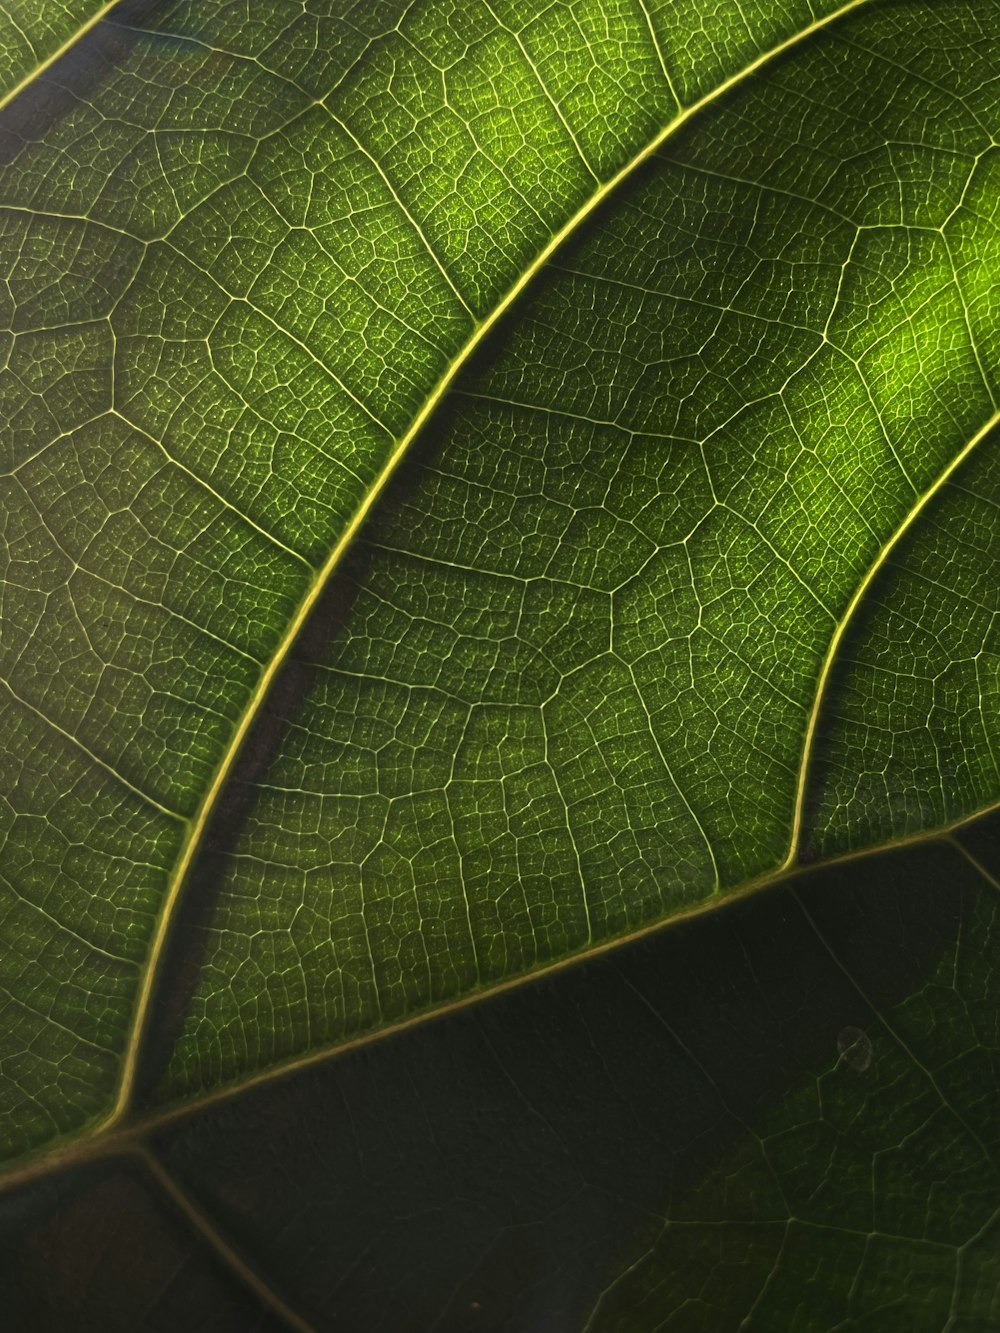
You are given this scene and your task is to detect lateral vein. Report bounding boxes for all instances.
[0,1,120,117]
[137,1147,317,1333]
[3,789,1000,1198]
[108,0,886,1125]
[784,407,1000,867]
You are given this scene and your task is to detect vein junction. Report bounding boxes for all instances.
[0,0,996,1164]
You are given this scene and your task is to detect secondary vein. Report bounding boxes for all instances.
[107,0,885,1128]
[784,406,1000,868]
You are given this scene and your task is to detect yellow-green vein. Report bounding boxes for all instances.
[109,0,885,1128]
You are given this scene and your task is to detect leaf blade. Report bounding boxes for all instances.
[0,1,115,109]
[145,0,1000,1107]
[0,0,912,1161]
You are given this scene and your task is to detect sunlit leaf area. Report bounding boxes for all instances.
[0,1,997,1328]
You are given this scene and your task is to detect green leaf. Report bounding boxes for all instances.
[4,817,999,1329]
[0,2,111,106]
[151,0,1000,1102]
[0,0,998,1326]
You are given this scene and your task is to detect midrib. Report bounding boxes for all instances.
[5,0,886,1170]
[3,791,1000,1198]
[0,0,121,115]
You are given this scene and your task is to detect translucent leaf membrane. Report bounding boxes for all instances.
[153,1,1000,1106]
[4,812,996,1329]
[0,18,996,1333]
[0,0,907,1162]
[0,1158,285,1331]
[0,2,109,104]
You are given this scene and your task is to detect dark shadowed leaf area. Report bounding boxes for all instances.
[0,0,997,1327]
[4,824,1000,1330]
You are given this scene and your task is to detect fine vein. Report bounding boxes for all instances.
[0,1,121,116]
[785,407,1000,867]
[1,790,999,1197]
[95,0,884,1126]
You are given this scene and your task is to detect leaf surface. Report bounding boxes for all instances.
[4,813,999,1330]
[0,0,998,1325]
[151,0,1000,1104]
[0,2,111,105]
